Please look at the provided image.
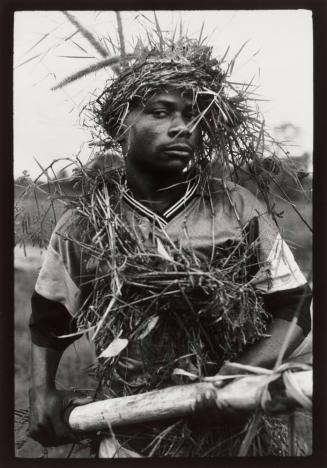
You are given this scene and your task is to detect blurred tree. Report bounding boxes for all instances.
[56,167,69,180]
[15,170,33,187]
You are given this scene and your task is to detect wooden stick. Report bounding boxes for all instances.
[68,370,312,433]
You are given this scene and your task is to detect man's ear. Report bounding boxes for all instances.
[115,106,139,151]
[116,127,128,143]
[116,124,130,155]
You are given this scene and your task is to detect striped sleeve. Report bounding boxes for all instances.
[251,233,308,293]
[230,183,312,335]
[34,242,82,315]
[251,232,312,335]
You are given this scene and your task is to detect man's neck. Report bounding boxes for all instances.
[126,164,189,214]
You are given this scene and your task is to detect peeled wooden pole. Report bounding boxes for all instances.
[68,370,312,433]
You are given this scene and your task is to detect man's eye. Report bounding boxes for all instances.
[185,113,197,121]
[152,110,168,118]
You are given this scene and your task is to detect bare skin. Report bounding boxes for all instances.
[194,318,304,420]
[29,90,305,446]
[29,345,93,446]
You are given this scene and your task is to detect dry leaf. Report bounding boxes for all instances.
[172,368,198,381]
[98,337,128,359]
[157,238,173,261]
[137,315,160,340]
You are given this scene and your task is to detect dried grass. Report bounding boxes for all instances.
[56,168,290,456]
[15,13,312,456]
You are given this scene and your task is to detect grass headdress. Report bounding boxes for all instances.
[89,35,264,175]
[49,11,309,208]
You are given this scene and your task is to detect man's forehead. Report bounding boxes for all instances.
[144,90,195,107]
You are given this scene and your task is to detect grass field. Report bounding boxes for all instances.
[14,182,312,458]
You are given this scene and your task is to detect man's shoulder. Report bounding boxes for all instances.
[204,176,270,224]
[55,207,79,228]
[206,177,261,205]
[52,207,86,242]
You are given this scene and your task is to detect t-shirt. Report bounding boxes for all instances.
[29,175,311,457]
[30,176,311,350]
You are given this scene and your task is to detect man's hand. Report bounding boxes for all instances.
[29,385,93,447]
[212,361,243,385]
[191,363,249,430]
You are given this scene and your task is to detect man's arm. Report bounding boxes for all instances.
[28,293,92,447]
[30,344,70,446]
[27,209,95,446]
[239,206,312,369]
[192,318,307,422]
[221,280,312,373]
[221,318,304,372]
[29,342,93,447]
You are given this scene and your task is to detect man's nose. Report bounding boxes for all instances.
[168,115,191,139]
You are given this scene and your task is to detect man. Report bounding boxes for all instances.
[28,39,311,457]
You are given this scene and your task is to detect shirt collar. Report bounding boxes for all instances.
[122,176,200,227]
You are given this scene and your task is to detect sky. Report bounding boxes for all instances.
[14,10,313,178]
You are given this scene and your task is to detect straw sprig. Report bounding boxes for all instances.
[51,54,135,91]
[62,11,109,58]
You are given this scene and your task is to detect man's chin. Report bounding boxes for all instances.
[158,156,192,172]
[157,161,189,175]
[138,158,191,177]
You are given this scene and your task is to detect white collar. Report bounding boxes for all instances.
[122,176,200,227]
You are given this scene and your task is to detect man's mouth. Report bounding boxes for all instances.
[162,144,193,157]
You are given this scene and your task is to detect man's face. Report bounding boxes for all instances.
[121,91,201,175]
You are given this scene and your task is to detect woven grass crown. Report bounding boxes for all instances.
[90,37,254,167]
